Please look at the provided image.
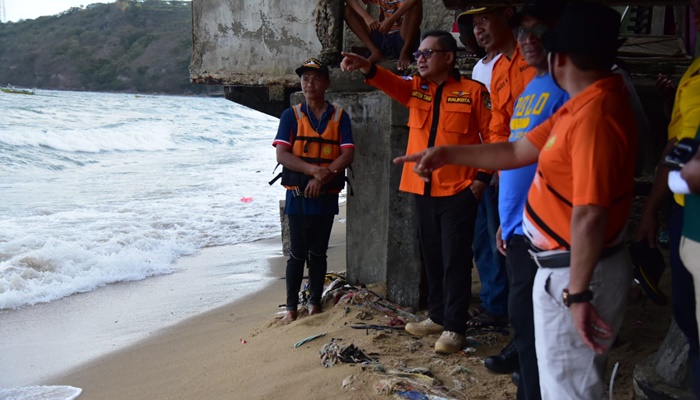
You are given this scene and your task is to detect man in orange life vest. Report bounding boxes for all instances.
[341,30,493,353]
[272,58,355,323]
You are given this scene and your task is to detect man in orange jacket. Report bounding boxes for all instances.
[341,30,493,353]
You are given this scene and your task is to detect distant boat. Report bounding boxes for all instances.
[1,85,35,95]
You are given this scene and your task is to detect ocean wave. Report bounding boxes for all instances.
[0,89,285,309]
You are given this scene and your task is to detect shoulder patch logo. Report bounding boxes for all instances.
[482,93,491,110]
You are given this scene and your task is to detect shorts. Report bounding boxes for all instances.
[369,30,418,60]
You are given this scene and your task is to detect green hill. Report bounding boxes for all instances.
[0,0,211,95]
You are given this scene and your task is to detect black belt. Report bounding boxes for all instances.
[529,242,625,269]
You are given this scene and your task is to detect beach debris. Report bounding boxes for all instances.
[394,390,453,400]
[294,332,326,348]
[464,336,481,347]
[384,368,437,386]
[406,339,423,353]
[375,379,454,399]
[461,347,477,354]
[342,375,354,388]
[320,339,374,368]
[449,365,472,375]
[351,324,405,334]
[369,364,387,373]
[609,361,620,400]
[322,277,347,300]
[240,339,247,344]
[356,310,374,320]
[240,197,253,203]
[372,332,391,341]
[387,317,406,327]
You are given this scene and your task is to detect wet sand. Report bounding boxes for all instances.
[0,231,295,388]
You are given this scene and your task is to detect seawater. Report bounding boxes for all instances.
[0,89,286,310]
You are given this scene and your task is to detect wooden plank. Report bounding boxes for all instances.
[650,6,666,35]
[443,0,691,9]
[619,34,688,56]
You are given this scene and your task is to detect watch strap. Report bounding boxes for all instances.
[563,289,593,307]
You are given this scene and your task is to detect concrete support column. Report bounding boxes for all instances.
[325,91,423,309]
[314,0,344,65]
[634,319,695,399]
[288,89,423,308]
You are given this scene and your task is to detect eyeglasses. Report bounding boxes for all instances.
[516,24,548,41]
[412,49,450,60]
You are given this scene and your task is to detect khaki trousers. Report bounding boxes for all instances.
[533,250,631,399]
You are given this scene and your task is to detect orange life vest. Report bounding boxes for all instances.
[280,103,346,194]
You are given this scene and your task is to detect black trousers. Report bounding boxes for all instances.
[414,189,477,335]
[506,234,541,400]
[285,214,335,310]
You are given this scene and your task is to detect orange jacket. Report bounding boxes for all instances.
[366,65,493,196]
[489,45,536,143]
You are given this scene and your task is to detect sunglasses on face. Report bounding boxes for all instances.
[517,24,548,41]
[412,49,450,60]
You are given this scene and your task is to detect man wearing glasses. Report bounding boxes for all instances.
[341,30,493,353]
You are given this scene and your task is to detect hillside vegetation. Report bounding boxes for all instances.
[0,0,211,94]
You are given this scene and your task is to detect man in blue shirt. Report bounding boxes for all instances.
[493,4,567,398]
[272,58,355,322]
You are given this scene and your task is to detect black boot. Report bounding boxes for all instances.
[511,370,521,386]
[484,340,519,374]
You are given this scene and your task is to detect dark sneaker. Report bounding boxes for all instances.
[484,340,519,374]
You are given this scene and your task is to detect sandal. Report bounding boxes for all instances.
[466,311,508,328]
[468,305,487,320]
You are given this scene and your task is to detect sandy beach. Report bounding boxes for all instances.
[4,202,672,400]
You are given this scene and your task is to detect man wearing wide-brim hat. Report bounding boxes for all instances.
[394,2,638,397]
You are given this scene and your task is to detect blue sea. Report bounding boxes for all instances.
[0,89,286,310]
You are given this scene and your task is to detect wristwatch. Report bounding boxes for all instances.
[562,289,593,307]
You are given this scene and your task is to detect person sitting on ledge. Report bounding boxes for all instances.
[344,0,422,71]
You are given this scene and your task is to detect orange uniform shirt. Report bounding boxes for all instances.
[489,45,536,143]
[367,65,493,196]
[523,74,637,251]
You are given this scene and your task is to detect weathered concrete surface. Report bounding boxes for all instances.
[335,91,422,308]
[192,0,454,91]
[634,320,696,399]
[289,89,423,308]
[191,0,330,87]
